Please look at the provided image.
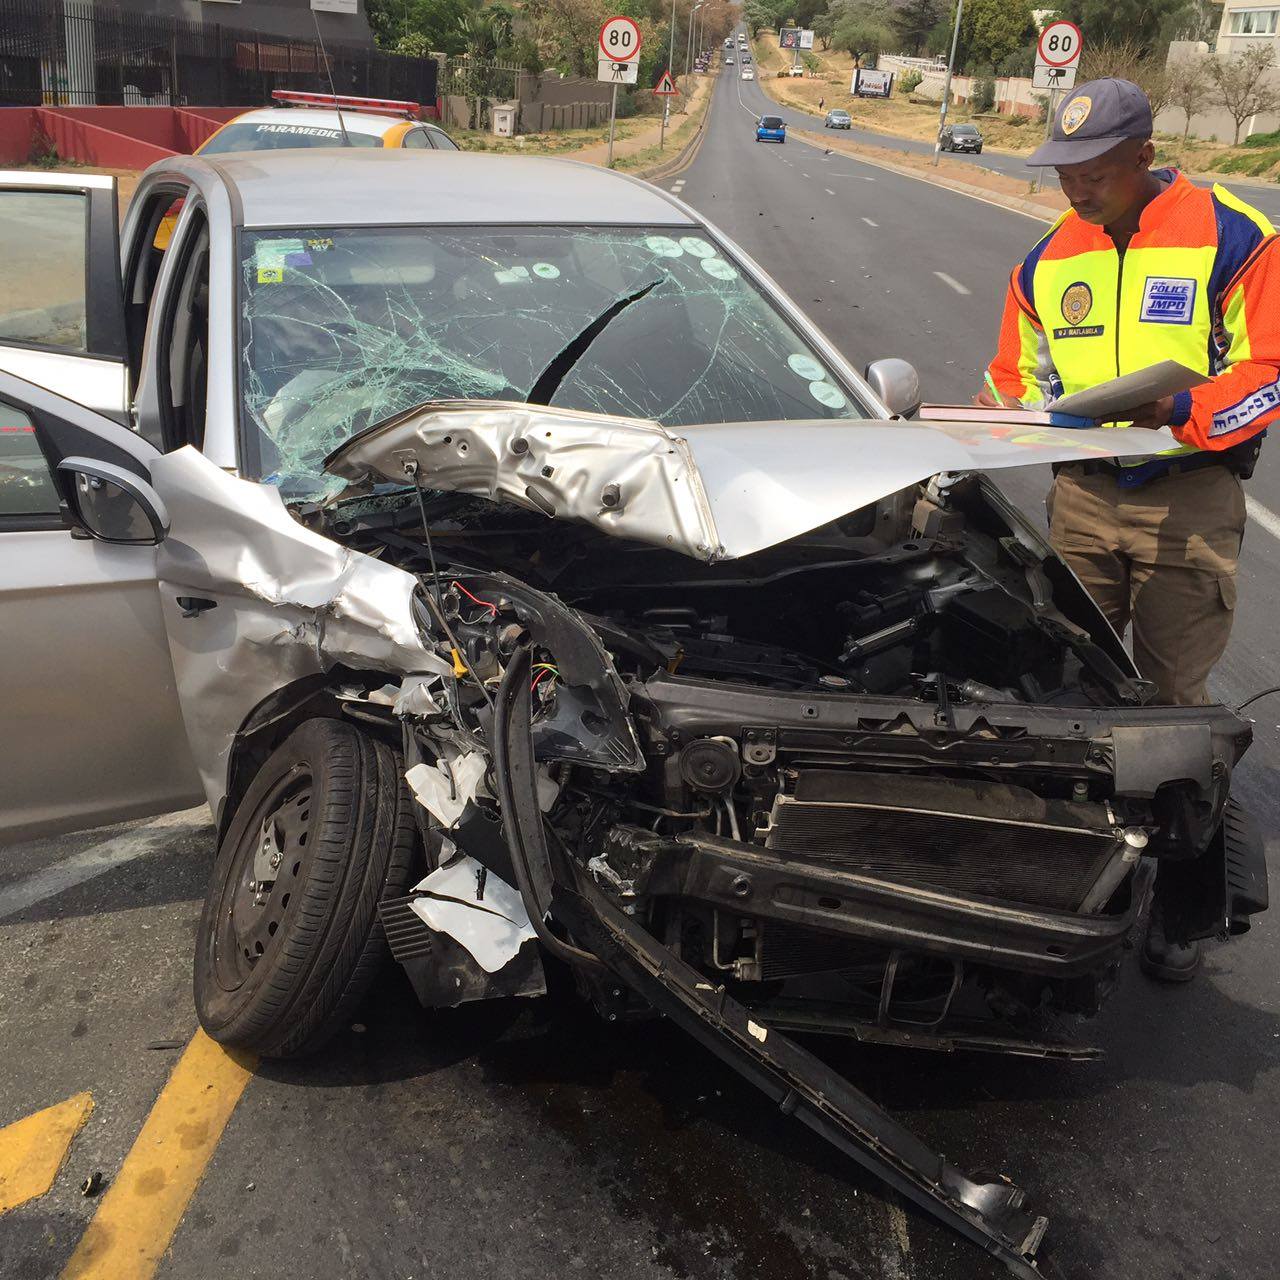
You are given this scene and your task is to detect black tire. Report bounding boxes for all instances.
[194,718,419,1058]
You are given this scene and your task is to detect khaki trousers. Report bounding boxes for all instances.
[1047,464,1245,705]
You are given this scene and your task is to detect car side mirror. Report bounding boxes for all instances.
[57,457,169,545]
[864,358,922,418]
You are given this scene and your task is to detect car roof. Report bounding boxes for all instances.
[189,149,697,229]
[220,107,397,138]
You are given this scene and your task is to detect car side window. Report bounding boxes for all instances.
[0,189,88,352]
[426,128,459,151]
[402,128,432,149]
[0,402,62,523]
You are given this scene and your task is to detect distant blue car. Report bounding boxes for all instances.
[755,115,786,143]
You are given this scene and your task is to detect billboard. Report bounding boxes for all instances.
[852,67,892,97]
[779,27,815,49]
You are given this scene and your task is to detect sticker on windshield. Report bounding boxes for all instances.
[532,262,561,279]
[679,236,716,259]
[255,238,306,271]
[284,251,313,268]
[645,235,683,257]
[809,380,848,409]
[700,257,738,281]
[306,237,334,253]
[257,267,283,284]
[493,265,531,284]
[787,353,827,381]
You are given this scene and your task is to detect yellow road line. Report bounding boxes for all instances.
[0,1091,94,1214]
[61,1030,256,1280]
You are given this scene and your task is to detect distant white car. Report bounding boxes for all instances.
[725,56,735,65]
[787,66,804,76]
[741,69,755,80]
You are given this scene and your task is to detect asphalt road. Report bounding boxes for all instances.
[738,50,1280,225]
[2,59,1279,1280]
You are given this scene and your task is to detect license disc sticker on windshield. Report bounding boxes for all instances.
[809,380,848,409]
[787,353,827,381]
[494,265,531,284]
[532,262,561,279]
[680,236,716,259]
[700,257,738,281]
[255,238,305,271]
[645,235,683,257]
[257,267,283,284]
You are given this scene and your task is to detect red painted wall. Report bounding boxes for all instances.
[0,109,39,165]
[0,106,257,169]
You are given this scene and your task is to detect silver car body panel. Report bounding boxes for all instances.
[327,400,1181,562]
[150,446,450,818]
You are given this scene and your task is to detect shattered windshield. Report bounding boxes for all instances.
[237,225,866,497]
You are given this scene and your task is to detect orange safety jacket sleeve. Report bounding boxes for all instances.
[986,266,1049,407]
[1169,233,1280,450]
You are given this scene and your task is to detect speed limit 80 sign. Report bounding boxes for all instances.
[1037,19,1082,69]
[600,16,642,63]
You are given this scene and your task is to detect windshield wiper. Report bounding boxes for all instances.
[526,279,662,406]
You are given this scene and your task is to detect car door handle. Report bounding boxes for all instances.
[176,596,217,618]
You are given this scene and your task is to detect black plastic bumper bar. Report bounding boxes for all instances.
[554,875,1049,1280]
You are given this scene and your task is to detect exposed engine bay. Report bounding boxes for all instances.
[171,405,1266,1279]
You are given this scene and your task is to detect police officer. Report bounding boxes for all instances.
[978,79,1279,980]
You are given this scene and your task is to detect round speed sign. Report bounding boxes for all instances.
[599,16,642,63]
[1037,20,1082,69]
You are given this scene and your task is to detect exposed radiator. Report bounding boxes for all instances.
[763,771,1126,912]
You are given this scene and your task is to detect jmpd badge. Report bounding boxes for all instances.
[1140,276,1196,324]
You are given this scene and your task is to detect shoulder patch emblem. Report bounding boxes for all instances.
[1061,96,1091,135]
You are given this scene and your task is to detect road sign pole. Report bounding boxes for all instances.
[607,82,618,166]
[932,0,964,166]
[1031,86,1060,194]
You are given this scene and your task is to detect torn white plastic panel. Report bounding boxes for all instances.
[405,751,489,828]
[325,401,1180,563]
[409,853,536,973]
[148,446,450,821]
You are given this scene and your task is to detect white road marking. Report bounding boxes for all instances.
[934,270,971,295]
[862,216,878,227]
[0,809,211,920]
[802,172,810,178]
[825,188,835,195]
[863,175,876,181]
[1246,494,1280,542]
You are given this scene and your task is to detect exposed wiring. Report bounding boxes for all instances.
[1238,685,1280,712]
[530,666,557,693]
[417,582,496,717]
[452,580,498,616]
[408,466,444,608]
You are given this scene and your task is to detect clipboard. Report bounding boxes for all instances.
[1049,360,1209,420]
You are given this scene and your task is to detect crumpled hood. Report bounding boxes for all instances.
[325,400,1179,562]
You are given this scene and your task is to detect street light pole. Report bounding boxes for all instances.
[686,1,703,79]
[660,0,677,148]
[932,0,964,166]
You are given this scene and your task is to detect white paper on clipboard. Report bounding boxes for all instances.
[1051,360,1209,420]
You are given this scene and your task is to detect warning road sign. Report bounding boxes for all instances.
[652,69,678,96]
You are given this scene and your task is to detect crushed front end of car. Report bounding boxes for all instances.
[167,402,1265,1277]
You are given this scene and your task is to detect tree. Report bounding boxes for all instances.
[368,0,475,56]
[1074,0,1197,57]
[833,9,896,67]
[1211,44,1280,144]
[1080,39,1175,119]
[813,11,835,50]
[1167,50,1213,144]
[956,0,1033,73]
[894,0,943,56]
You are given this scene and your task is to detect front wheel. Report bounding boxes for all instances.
[194,719,419,1058]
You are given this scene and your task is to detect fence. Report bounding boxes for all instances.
[0,0,437,108]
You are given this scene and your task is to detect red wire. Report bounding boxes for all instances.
[530,668,553,691]
[451,580,497,615]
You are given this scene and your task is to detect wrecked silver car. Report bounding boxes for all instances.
[0,151,1267,1278]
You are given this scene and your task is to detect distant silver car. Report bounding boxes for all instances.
[824,109,852,128]
[0,149,1262,1277]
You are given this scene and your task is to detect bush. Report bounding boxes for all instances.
[1242,128,1280,149]
[899,69,922,94]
